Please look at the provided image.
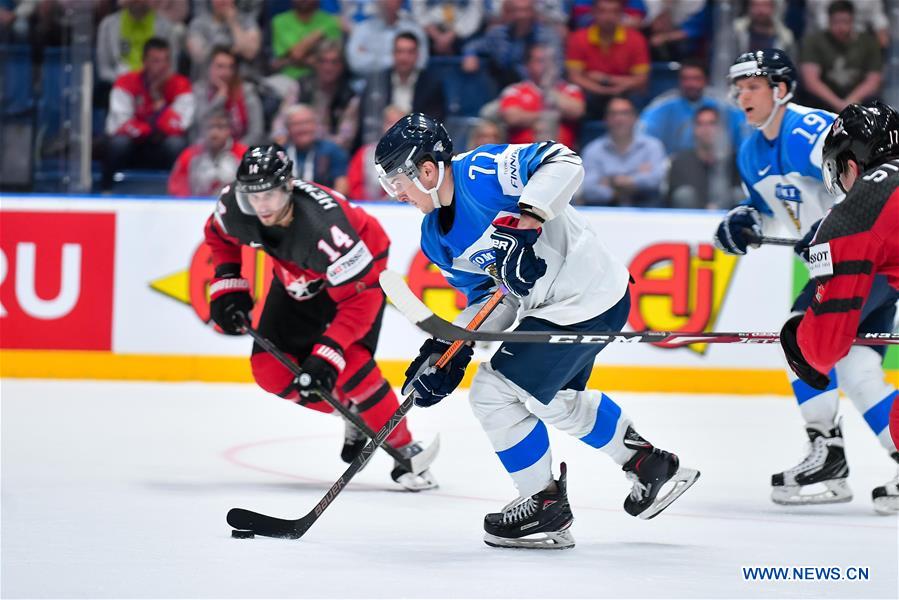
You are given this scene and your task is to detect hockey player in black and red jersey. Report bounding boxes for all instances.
[780,100,899,514]
[203,145,437,491]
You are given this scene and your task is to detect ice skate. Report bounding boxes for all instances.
[872,452,899,515]
[391,441,439,491]
[340,405,366,464]
[771,422,852,505]
[621,426,700,519]
[483,462,575,550]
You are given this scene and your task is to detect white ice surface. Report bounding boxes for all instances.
[1,379,897,599]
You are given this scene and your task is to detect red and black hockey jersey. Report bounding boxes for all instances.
[797,158,899,373]
[204,180,391,351]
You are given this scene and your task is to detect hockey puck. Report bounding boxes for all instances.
[231,529,255,539]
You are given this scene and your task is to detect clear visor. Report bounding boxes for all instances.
[377,164,421,199]
[235,185,291,216]
[821,156,844,195]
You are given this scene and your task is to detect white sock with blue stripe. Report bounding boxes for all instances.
[786,364,839,427]
[836,347,899,452]
[470,364,554,497]
[528,389,634,465]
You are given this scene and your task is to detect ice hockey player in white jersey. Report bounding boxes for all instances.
[374,113,699,549]
[714,49,899,512]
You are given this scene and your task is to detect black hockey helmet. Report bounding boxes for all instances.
[374,113,453,207]
[822,100,899,194]
[234,145,293,215]
[728,48,797,101]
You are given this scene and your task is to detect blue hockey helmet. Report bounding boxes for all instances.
[822,100,899,194]
[374,113,454,209]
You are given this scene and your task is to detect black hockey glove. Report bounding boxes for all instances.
[780,315,831,390]
[209,264,253,335]
[793,219,822,263]
[297,337,345,396]
[491,216,547,298]
[402,338,474,407]
[713,206,762,255]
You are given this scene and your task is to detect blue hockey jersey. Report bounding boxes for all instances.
[420,142,631,326]
[737,103,838,236]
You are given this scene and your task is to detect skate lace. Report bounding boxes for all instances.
[787,438,827,476]
[501,496,538,525]
[626,472,647,502]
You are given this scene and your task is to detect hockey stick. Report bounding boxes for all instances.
[226,287,505,539]
[742,228,800,247]
[379,270,899,348]
[236,315,439,475]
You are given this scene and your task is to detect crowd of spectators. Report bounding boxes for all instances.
[0,0,893,208]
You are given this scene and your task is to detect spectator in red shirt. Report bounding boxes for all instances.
[565,0,650,119]
[168,110,248,198]
[499,43,586,149]
[103,37,194,190]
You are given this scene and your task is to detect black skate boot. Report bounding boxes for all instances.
[483,462,575,550]
[340,405,366,464]
[771,422,851,505]
[621,426,700,519]
[390,441,438,491]
[872,452,899,515]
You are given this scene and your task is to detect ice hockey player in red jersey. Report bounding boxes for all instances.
[780,100,899,514]
[204,145,436,490]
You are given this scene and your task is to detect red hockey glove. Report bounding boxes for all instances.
[209,267,253,335]
[298,337,345,396]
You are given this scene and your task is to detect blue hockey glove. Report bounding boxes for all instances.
[491,216,547,298]
[793,219,822,263]
[402,338,473,407]
[713,206,762,255]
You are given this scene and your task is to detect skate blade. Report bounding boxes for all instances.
[408,434,440,475]
[872,495,899,515]
[771,479,853,505]
[483,528,575,550]
[395,469,438,492]
[638,467,701,520]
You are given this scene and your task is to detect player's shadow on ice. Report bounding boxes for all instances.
[142,480,400,495]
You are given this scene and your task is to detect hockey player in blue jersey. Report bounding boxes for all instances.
[714,49,898,511]
[374,113,699,549]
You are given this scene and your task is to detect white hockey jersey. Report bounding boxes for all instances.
[420,142,631,326]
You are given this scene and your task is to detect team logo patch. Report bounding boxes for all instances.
[469,248,498,279]
[775,184,801,202]
[807,242,833,279]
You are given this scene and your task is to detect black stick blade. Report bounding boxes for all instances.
[226,508,305,539]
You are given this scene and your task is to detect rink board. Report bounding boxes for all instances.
[1,195,896,393]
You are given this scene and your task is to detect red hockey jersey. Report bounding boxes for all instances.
[204,180,391,352]
[797,158,899,373]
